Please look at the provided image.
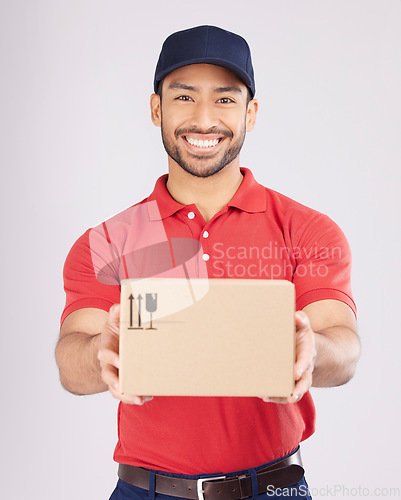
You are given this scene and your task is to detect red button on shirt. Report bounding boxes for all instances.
[61,168,356,474]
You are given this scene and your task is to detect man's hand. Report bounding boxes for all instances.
[261,310,316,404]
[97,304,153,406]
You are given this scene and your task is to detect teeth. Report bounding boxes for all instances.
[186,137,220,148]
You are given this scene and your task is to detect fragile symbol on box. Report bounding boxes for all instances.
[128,293,158,330]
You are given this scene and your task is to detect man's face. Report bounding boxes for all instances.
[151,64,257,178]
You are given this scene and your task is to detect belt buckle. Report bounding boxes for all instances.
[197,475,226,500]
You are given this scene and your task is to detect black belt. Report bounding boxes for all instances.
[118,447,304,500]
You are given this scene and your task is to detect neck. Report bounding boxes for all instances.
[166,159,243,223]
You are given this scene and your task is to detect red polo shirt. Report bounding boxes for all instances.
[61,168,356,474]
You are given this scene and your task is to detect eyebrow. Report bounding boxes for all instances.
[214,86,243,94]
[167,82,243,94]
[168,82,199,92]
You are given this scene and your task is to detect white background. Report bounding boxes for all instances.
[1,1,400,499]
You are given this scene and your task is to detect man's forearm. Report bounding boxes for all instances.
[312,326,361,387]
[55,332,108,395]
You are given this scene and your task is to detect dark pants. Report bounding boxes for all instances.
[109,454,312,500]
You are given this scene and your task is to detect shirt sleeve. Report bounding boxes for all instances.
[60,229,121,326]
[292,213,357,317]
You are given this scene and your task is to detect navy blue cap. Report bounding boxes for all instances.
[154,25,255,98]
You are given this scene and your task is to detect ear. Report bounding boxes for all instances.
[150,93,161,127]
[245,99,258,132]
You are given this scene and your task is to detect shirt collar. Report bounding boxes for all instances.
[228,168,267,213]
[146,167,266,221]
[147,174,185,220]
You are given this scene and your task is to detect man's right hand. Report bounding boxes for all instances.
[56,304,153,404]
[98,304,153,405]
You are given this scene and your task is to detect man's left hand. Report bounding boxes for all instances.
[261,311,316,404]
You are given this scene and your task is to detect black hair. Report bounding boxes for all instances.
[156,78,164,99]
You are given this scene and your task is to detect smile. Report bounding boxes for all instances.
[182,134,224,152]
[185,137,221,148]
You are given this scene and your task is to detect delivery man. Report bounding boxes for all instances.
[56,25,360,500]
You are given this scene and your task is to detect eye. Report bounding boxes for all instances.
[176,95,193,101]
[217,97,234,104]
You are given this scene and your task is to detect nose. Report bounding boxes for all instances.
[189,101,219,131]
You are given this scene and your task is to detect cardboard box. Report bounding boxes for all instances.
[119,278,295,397]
